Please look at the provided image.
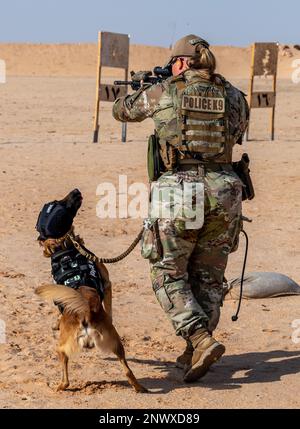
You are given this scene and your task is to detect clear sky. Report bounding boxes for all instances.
[0,0,299,47]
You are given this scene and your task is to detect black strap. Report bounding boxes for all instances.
[232,229,249,322]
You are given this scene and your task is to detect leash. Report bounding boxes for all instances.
[231,228,249,322]
[67,228,144,264]
[68,216,249,318]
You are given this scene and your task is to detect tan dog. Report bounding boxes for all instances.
[35,190,147,393]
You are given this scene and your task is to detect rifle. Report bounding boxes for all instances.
[114,66,172,91]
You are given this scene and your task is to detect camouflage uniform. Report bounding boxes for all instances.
[113,69,248,339]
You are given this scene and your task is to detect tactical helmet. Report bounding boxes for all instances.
[167,34,210,65]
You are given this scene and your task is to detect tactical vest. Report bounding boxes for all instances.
[51,246,104,299]
[160,75,234,166]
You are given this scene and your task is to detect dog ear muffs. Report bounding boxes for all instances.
[36,202,74,240]
[36,189,83,240]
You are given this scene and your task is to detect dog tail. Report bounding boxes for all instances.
[35,284,90,318]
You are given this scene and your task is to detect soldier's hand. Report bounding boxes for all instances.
[130,70,152,82]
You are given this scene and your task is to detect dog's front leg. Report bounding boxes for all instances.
[97,262,113,321]
[114,339,148,393]
[103,282,112,321]
[52,314,62,332]
[56,351,70,391]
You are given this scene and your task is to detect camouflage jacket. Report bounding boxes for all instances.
[113,69,249,154]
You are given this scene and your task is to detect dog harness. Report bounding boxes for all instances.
[51,246,105,299]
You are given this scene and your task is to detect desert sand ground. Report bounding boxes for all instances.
[0,44,300,409]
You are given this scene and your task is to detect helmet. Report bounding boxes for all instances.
[166,34,210,65]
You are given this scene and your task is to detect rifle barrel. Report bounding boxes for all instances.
[114,81,132,86]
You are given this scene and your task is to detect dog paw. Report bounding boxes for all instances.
[135,385,148,394]
[52,324,60,332]
[56,382,69,392]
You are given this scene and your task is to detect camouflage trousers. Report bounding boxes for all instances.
[142,165,243,339]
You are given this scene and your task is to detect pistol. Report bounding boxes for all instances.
[232,153,255,201]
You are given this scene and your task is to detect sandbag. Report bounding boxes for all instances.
[225,272,300,299]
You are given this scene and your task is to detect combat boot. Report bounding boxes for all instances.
[184,328,225,383]
[175,340,194,370]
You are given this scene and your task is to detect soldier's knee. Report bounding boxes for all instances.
[152,272,195,313]
[154,283,174,313]
[152,273,186,314]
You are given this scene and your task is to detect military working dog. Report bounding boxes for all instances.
[35,189,147,393]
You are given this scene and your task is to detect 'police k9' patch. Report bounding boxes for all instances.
[182,95,225,113]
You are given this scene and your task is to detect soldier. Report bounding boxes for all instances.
[113,35,249,382]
